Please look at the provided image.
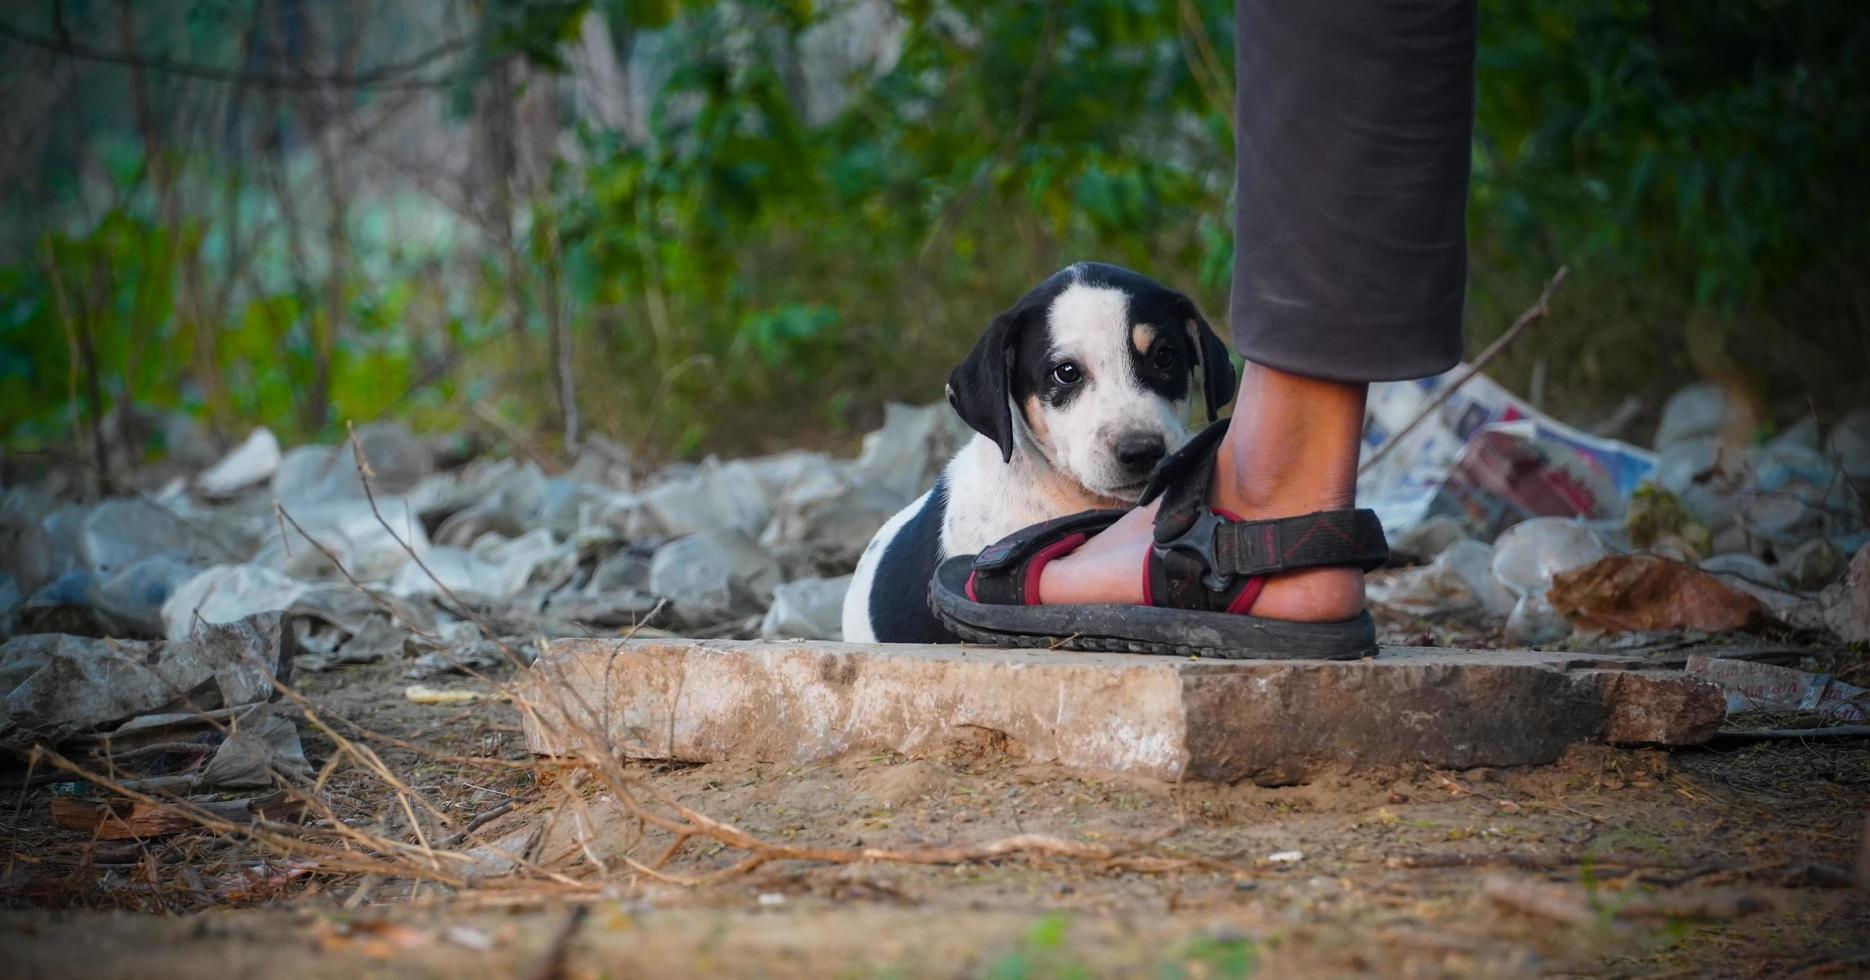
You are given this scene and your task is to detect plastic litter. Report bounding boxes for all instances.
[0,506,53,596]
[849,402,970,502]
[259,496,429,583]
[1821,545,1870,645]
[1698,552,1783,590]
[1654,382,1749,449]
[161,563,309,641]
[1686,655,1867,722]
[196,427,282,498]
[1827,408,1870,494]
[1779,538,1847,592]
[639,458,773,538]
[1368,539,1514,619]
[80,499,226,577]
[1360,365,1655,540]
[88,554,203,638]
[1490,518,1613,644]
[0,613,295,746]
[648,528,783,624]
[759,575,853,640]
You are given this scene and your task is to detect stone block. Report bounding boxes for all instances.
[522,639,1720,785]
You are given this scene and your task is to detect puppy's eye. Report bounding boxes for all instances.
[1150,346,1178,371]
[1050,362,1083,386]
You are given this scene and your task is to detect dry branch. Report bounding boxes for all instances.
[1359,266,1569,476]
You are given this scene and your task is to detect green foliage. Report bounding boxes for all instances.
[3,0,1864,458]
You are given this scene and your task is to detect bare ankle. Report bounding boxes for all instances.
[1210,362,1365,519]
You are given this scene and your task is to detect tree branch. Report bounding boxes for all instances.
[0,19,475,91]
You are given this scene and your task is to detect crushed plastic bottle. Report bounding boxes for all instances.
[1490,518,1614,645]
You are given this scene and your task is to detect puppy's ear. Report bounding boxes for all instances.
[947,299,1041,463]
[1180,300,1238,421]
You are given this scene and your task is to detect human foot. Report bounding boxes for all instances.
[1037,362,1369,623]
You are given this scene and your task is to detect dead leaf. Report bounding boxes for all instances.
[1549,556,1766,634]
[313,918,435,957]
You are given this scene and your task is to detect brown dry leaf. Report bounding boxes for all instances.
[313,918,435,957]
[1549,555,1766,634]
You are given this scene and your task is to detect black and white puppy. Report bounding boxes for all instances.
[841,262,1237,643]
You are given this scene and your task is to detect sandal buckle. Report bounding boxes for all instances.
[1154,510,1232,592]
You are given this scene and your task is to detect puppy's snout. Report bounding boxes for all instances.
[1113,432,1167,475]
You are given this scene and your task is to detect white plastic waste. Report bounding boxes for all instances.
[648,529,783,623]
[1654,382,1748,449]
[758,575,853,640]
[160,563,309,641]
[1367,539,1515,619]
[1491,518,1613,644]
[196,427,282,498]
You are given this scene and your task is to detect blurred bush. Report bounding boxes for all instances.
[1,0,1863,466]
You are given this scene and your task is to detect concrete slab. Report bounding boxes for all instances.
[521,639,1723,785]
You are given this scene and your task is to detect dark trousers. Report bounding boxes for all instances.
[1231,0,1475,382]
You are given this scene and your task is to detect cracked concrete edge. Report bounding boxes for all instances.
[518,639,1724,784]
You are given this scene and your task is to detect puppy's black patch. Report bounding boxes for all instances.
[1072,263,1236,418]
[866,476,959,644]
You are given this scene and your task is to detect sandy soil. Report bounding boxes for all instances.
[3,655,1867,979]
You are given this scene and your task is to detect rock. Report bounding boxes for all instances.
[759,576,853,640]
[0,613,295,746]
[1589,670,1725,745]
[1548,555,1767,635]
[160,564,309,642]
[648,529,783,624]
[1821,545,1870,644]
[195,427,282,498]
[523,640,1722,785]
[1778,538,1847,592]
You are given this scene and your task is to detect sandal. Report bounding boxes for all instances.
[928,421,1389,659]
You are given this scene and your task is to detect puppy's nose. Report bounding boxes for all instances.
[1114,433,1167,474]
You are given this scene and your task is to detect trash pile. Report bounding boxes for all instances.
[0,404,970,788]
[1363,370,1870,649]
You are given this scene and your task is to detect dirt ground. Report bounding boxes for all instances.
[4,652,1868,979]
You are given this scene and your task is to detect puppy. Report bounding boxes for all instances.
[842,262,1237,643]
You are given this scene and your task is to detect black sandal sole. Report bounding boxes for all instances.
[928,556,1377,661]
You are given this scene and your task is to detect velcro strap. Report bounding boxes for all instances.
[972,509,1126,572]
[1209,509,1389,576]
